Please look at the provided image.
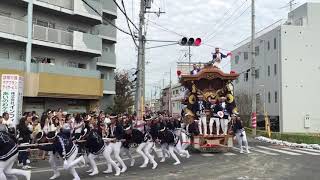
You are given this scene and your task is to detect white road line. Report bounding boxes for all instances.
[282,148,320,155]
[224,152,237,156]
[298,148,320,153]
[257,146,301,155]
[250,148,279,156]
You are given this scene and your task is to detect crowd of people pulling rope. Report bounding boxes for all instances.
[0,106,249,180]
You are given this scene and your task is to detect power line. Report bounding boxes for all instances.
[81,0,137,38]
[201,0,240,39]
[113,0,138,31]
[121,0,138,48]
[204,0,248,41]
[145,42,178,50]
[146,18,186,37]
[206,4,251,43]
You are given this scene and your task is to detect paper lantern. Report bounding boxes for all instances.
[177,70,182,76]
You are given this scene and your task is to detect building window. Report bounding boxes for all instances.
[256,93,261,105]
[244,52,248,60]
[235,55,239,64]
[267,41,270,50]
[100,73,105,79]
[275,91,278,103]
[268,65,270,76]
[33,18,55,29]
[274,64,277,75]
[67,62,87,69]
[255,69,259,79]
[255,46,259,56]
[268,92,271,103]
[274,38,277,49]
[78,63,86,69]
[244,72,249,82]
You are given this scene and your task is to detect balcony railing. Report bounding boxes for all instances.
[103,79,115,92]
[0,15,27,38]
[102,0,117,15]
[97,52,116,66]
[0,59,25,71]
[33,24,73,46]
[37,63,101,79]
[93,24,116,41]
[37,0,73,10]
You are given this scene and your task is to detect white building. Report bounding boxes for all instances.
[170,83,185,117]
[231,2,320,133]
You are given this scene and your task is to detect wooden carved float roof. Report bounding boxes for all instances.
[180,66,239,83]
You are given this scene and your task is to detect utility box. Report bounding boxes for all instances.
[304,114,311,128]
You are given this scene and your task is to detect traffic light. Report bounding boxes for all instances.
[179,37,201,46]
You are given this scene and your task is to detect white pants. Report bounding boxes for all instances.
[64,147,84,180]
[175,140,190,157]
[180,131,190,150]
[88,145,119,174]
[236,130,249,152]
[0,153,31,180]
[107,142,127,171]
[48,151,59,177]
[209,117,220,135]
[136,142,157,166]
[220,118,230,135]
[198,115,207,135]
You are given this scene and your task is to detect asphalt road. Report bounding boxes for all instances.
[16,139,320,180]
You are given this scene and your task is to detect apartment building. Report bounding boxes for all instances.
[171,83,185,117]
[0,0,117,114]
[231,3,320,133]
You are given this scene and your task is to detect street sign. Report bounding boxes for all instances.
[0,74,24,126]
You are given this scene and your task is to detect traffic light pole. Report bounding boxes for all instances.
[188,46,191,72]
[251,0,257,136]
[135,0,146,119]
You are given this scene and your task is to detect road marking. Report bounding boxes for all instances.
[298,148,320,153]
[201,153,215,157]
[224,152,236,156]
[282,148,320,155]
[250,148,279,155]
[257,146,301,155]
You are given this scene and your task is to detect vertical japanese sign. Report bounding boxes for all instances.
[0,74,24,126]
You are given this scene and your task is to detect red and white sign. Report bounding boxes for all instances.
[0,74,24,126]
[251,112,257,128]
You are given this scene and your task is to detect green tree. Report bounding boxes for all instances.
[111,70,134,114]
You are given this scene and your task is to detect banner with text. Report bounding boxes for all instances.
[0,74,24,126]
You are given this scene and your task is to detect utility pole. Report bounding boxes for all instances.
[26,0,33,73]
[188,46,191,72]
[251,0,257,136]
[134,0,146,119]
[289,0,295,12]
[169,67,172,116]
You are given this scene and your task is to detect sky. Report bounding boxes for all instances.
[115,0,314,100]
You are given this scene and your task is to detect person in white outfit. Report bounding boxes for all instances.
[208,98,223,135]
[220,97,231,135]
[0,124,31,180]
[197,96,207,136]
[232,115,250,154]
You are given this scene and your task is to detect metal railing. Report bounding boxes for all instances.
[102,0,117,14]
[103,79,115,92]
[0,15,27,37]
[33,24,73,46]
[97,51,116,65]
[37,0,73,10]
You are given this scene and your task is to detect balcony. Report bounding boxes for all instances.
[73,31,102,55]
[93,24,117,42]
[0,59,103,99]
[102,0,117,18]
[97,51,116,68]
[103,79,115,94]
[0,15,101,55]
[33,24,73,47]
[26,0,102,23]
